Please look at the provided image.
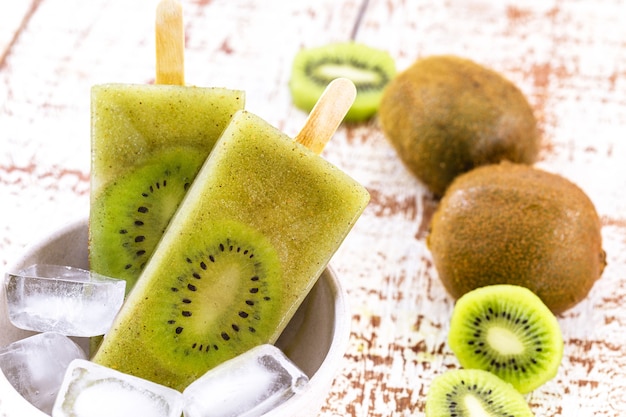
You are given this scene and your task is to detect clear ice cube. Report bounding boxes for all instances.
[182,344,309,417]
[52,359,184,417]
[4,264,126,336]
[0,332,87,414]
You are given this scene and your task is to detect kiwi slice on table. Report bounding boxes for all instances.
[92,220,283,391]
[289,41,396,122]
[425,369,534,417]
[448,284,563,394]
[379,55,539,196]
[89,147,207,293]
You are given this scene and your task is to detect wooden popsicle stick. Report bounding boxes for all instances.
[295,77,357,155]
[155,0,185,85]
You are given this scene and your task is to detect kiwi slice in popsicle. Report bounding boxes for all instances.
[90,147,206,293]
[448,284,563,394]
[93,220,283,390]
[425,369,534,417]
[289,42,396,122]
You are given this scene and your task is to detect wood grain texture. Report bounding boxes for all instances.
[2,0,626,415]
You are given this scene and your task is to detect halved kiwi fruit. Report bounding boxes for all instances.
[426,369,534,417]
[92,220,283,391]
[89,147,206,293]
[448,284,563,394]
[289,41,396,122]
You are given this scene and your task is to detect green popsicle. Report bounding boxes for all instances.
[93,79,369,391]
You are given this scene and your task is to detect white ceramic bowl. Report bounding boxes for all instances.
[0,218,349,417]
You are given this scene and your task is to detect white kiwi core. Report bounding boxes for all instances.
[486,326,524,355]
[463,394,492,417]
[315,64,380,84]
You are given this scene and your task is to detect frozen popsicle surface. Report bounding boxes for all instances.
[93,110,369,390]
[89,84,244,291]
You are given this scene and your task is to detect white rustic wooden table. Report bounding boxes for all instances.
[2,0,626,415]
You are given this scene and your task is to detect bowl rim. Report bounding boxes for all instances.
[1,217,350,417]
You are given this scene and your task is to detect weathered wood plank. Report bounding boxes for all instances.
[0,0,40,67]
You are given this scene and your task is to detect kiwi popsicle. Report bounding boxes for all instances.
[93,80,370,391]
[89,85,244,290]
[89,0,244,293]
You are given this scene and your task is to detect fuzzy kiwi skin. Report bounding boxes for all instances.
[426,369,534,417]
[427,162,606,314]
[448,284,563,394]
[379,55,539,196]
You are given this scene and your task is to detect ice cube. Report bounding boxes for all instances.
[182,344,309,417]
[52,359,184,417]
[4,264,126,336]
[0,332,87,414]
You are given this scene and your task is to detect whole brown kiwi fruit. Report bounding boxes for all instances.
[378,55,540,196]
[427,162,606,314]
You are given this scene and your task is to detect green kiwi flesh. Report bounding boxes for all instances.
[448,285,563,394]
[89,147,207,294]
[426,369,534,417]
[92,220,283,391]
[289,42,396,122]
